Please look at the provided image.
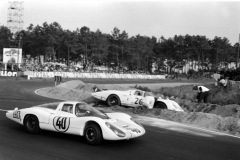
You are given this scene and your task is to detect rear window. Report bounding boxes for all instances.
[62,104,73,113]
[34,102,60,110]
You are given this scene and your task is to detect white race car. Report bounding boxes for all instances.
[6,101,145,145]
[91,88,184,112]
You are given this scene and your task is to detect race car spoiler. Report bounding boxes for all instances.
[0,107,18,112]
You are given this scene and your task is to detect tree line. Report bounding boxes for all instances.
[0,22,239,74]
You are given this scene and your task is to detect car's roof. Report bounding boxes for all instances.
[127,89,144,92]
[97,89,144,93]
[60,101,86,105]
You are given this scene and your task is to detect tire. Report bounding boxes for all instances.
[24,115,40,134]
[107,95,120,106]
[154,102,167,109]
[84,123,102,145]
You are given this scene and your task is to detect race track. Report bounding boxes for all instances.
[0,79,240,160]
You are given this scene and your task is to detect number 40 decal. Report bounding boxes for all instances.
[53,117,70,132]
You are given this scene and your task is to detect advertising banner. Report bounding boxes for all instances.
[24,71,166,79]
[3,48,22,64]
[0,71,17,77]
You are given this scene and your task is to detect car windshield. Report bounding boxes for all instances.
[134,90,144,96]
[75,103,109,119]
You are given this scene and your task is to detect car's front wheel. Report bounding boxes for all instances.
[24,115,40,134]
[154,102,167,109]
[107,95,120,106]
[84,123,102,145]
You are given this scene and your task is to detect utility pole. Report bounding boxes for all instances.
[17,34,22,69]
[18,36,21,64]
[237,34,240,68]
[116,47,119,73]
[85,44,87,65]
[121,45,123,72]
[67,46,69,68]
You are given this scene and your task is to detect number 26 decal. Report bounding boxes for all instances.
[135,98,142,104]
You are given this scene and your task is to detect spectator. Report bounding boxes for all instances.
[193,85,210,103]
[219,77,228,88]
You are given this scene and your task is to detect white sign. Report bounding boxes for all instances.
[3,48,22,64]
[0,71,17,77]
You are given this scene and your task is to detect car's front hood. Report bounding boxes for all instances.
[158,98,184,112]
[105,118,144,134]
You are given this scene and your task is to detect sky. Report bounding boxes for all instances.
[0,0,240,45]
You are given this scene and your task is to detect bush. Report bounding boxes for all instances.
[153,109,162,116]
[209,105,240,118]
[202,104,217,113]
[134,85,151,92]
[234,75,240,81]
[157,83,240,106]
[152,83,240,119]
[132,106,149,114]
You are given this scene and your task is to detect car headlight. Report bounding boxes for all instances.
[130,118,143,128]
[105,122,126,137]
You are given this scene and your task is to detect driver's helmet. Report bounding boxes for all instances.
[68,106,73,113]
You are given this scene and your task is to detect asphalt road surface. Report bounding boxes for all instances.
[0,78,240,160]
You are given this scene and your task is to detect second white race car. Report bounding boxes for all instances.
[91,87,184,112]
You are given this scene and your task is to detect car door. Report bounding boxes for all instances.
[69,103,95,136]
[48,103,75,133]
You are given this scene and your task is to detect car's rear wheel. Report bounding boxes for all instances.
[24,115,40,134]
[107,95,120,106]
[84,123,102,145]
[154,102,167,109]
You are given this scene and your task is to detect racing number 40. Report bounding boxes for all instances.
[56,117,67,129]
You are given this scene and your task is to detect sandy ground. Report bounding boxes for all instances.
[36,80,240,137]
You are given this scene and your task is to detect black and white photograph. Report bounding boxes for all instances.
[0,0,240,159]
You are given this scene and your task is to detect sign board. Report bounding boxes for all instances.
[0,71,17,77]
[3,48,22,64]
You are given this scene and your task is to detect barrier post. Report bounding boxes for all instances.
[54,76,62,87]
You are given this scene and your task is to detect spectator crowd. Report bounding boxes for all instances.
[0,62,150,75]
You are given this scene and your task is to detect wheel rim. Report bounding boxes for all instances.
[110,97,118,105]
[86,128,96,142]
[27,117,37,129]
